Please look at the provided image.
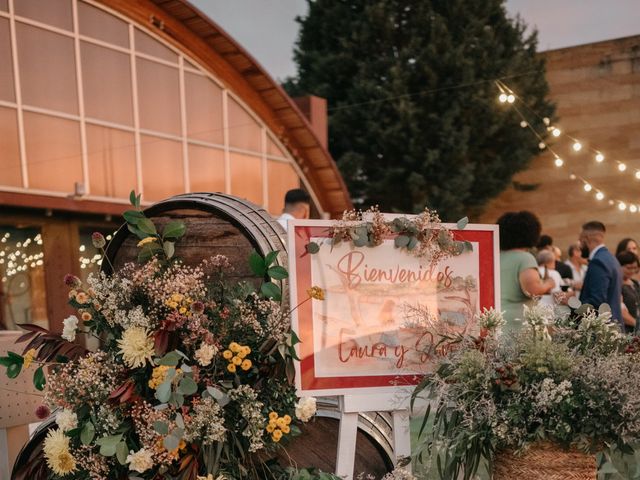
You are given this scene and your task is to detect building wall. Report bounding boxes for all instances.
[478,35,640,253]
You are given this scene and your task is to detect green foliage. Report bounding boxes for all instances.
[285,0,554,219]
[250,250,288,302]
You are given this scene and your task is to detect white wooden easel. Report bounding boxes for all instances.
[335,392,412,480]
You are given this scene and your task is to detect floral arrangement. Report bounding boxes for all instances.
[305,206,472,265]
[0,193,340,480]
[412,303,640,480]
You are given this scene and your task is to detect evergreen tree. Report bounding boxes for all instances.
[285,0,554,219]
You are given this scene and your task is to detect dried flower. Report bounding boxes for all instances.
[63,274,81,288]
[194,343,218,367]
[35,404,51,419]
[137,237,157,247]
[62,315,79,342]
[295,397,317,422]
[117,327,154,369]
[43,429,77,476]
[23,348,36,369]
[91,232,106,249]
[307,286,325,300]
[126,448,154,473]
[56,409,78,432]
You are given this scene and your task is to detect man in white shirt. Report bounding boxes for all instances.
[276,189,311,231]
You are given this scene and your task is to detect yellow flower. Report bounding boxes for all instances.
[229,342,241,353]
[117,327,154,369]
[307,286,325,301]
[282,415,292,425]
[272,429,283,442]
[240,359,252,371]
[137,237,157,247]
[172,293,184,303]
[227,363,236,373]
[266,424,275,433]
[269,412,278,421]
[43,429,77,475]
[241,346,251,357]
[148,365,170,389]
[23,348,36,370]
[231,356,241,366]
[281,425,290,434]
[276,417,286,429]
[222,350,233,360]
[179,307,187,314]
[75,292,89,304]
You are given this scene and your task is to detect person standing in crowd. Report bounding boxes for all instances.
[537,234,573,280]
[536,249,563,307]
[578,221,623,327]
[498,211,555,334]
[615,237,639,256]
[565,242,587,292]
[276,189,311,231]
[617,251,640,333]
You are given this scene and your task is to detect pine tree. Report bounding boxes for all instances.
[285,0,554,220]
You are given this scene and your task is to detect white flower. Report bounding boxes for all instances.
[117,326,154,369]
[61,315,79,342]
[43,429,77,475]
[477,307,505,333]
[295,396,317,422]
[55,409,78,432]
[126,448,154,473]
[194,343,218,367]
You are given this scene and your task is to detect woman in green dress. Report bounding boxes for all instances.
[497,211,555,334]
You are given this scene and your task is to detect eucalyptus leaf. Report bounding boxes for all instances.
[394,235,410,248]
[153,421,169,435]
[80,421,95,445]
[163,435,180,452]
[456,216,469,230]
[175,413,185,429]
[305,242,320,254]
[163,241,175,259]
[157,351,181,366]
[177,376,198,396]
[162,221,186,239]
[407,236,419,251]
[116,441,128,465]
[206,386,230,407]
[155,380,172,403]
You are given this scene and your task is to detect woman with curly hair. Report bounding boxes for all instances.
[497,211,555,333]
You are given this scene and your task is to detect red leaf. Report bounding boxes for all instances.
[109,380,131,400]
[154,330,169,356]
[16,323,50,334]
[16,331,36,345]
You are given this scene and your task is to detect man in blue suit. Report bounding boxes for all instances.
[579,221,623,327]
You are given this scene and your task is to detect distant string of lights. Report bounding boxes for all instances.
[496,80,639,212]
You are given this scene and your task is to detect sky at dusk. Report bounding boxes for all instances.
[191,0,640,82]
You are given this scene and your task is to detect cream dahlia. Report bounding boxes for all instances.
[117,326,154,368]
[43,429,77,475]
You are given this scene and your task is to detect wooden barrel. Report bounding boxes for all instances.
[12,193,393,479]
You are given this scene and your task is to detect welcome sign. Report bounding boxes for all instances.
[288,219,499,396]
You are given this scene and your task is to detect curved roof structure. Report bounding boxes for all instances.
[100,0,352,217]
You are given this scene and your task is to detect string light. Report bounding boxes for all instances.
[554,157,564,167]
[595,152,605,163]
[498,93,508,103]
[619,202,627,211]
[596,191,605,200]
[583,183,592,192]
[552,128,561,137]
[520,121,528,128]
[507,94,515,104]
[635,171,640,180]
[538,142,546,150]
[618,163,627,172]
[572,141,582,152]
[631,205,638,213]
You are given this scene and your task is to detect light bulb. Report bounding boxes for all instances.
[520,121,528,128]
[595,153,604,162]
[569,173,577,180]
[543,117,550,125]
[584,183,592,192]
[635,171,640,180]
[498,93,507,103]
[554,157,564,167]
[538,142,546,150]
[596,191,605,200]
[507,94,515,103]
[552,128,561,137]
[618,163,627,172]
[619,202,627,211]
[631,205,638,213]
[572,141,582,152]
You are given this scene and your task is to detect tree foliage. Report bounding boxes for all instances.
[285,0,555,219]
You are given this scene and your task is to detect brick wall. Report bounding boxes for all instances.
[477,35,640,255]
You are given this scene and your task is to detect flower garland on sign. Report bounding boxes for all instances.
[305,206,472,264]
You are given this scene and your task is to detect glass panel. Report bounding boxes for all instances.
[14,0,72,31]
[228,97,262,153]
[81,41,133,125]
[78,1,128,48]
[267,135,286,158]
[230,152,262,205]
[140,135,183,201]
[24,112,82,192]
[0,18,15,102]
[0,0,7,11]
[267,160,300,215]
[137,58,181,135]
[86,124,136,198]
[0,107,21,187]
[185,72,223,144]
[134,28,177,63]
[188,145,225,193]
[16,23,78,114]
[0,226,47,330]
